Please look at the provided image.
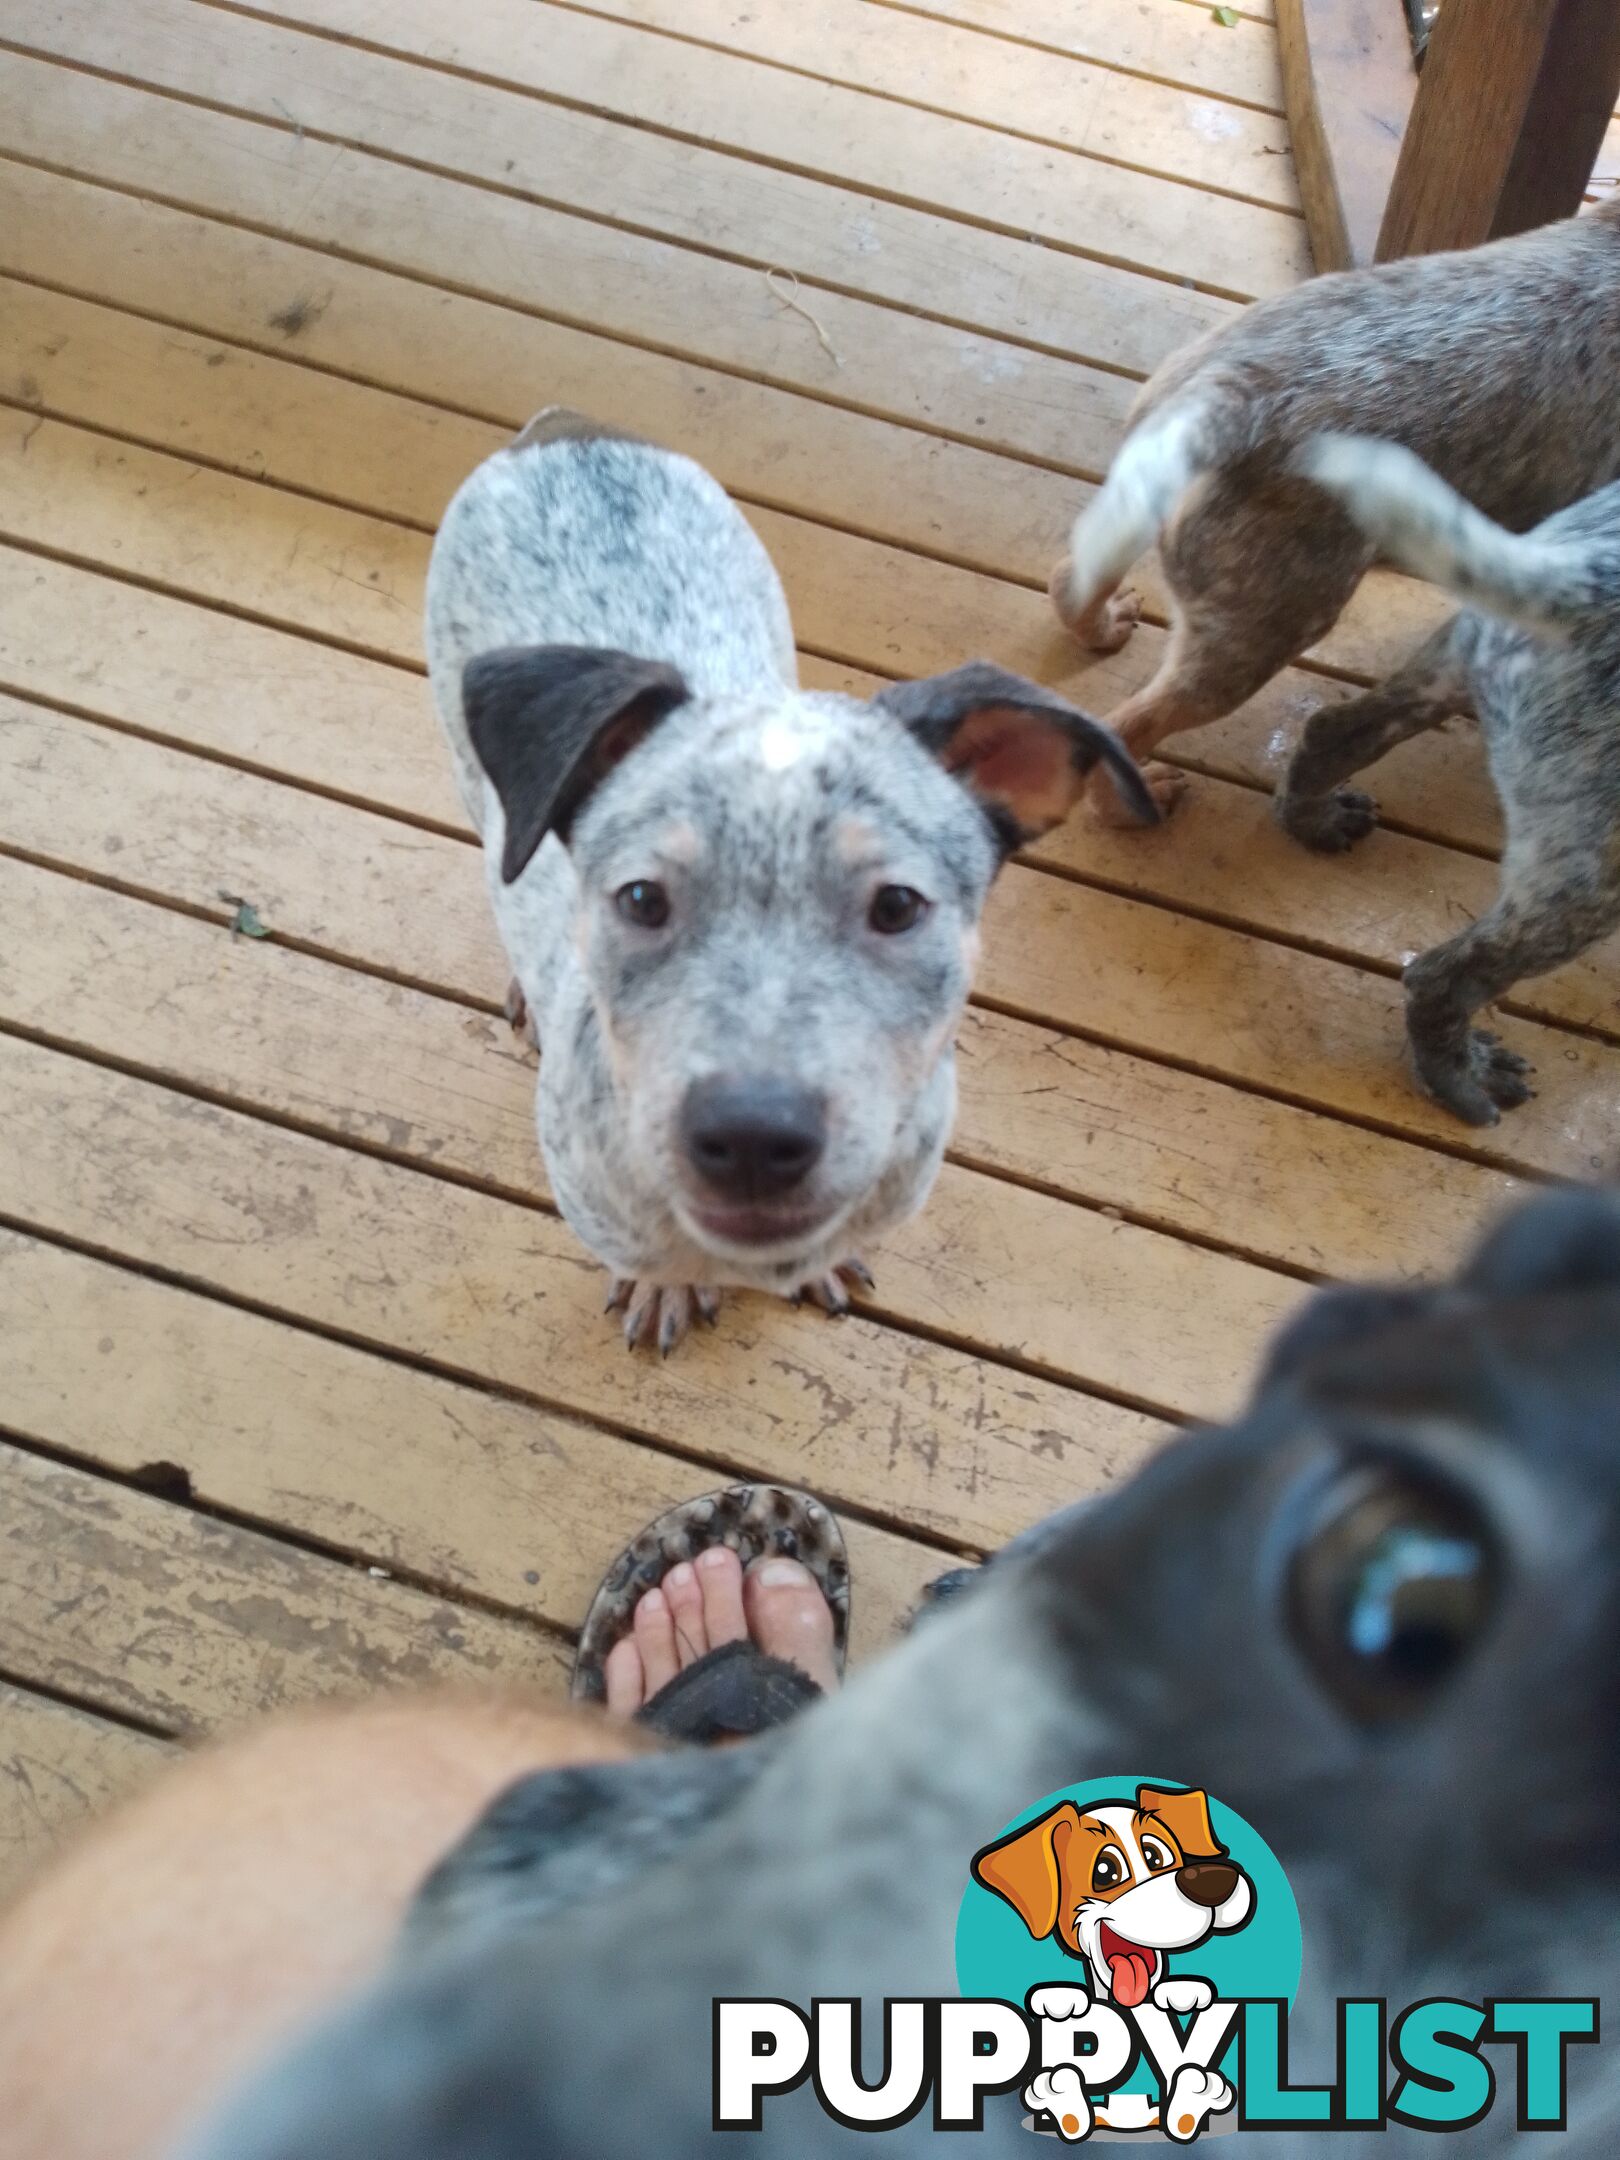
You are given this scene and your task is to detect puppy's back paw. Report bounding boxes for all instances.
[1048,559,1142,654]
[1088,758,1186,826]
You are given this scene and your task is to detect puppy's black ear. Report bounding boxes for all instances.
[1254,1284,1448,1395]
[875,661,1158,851]
[462,645,691,882]
[1460,1188,1620,1299]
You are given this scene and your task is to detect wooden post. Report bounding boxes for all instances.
[1377,0,1620,261]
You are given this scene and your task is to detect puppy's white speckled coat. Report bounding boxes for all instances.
[426,410,1154,1349]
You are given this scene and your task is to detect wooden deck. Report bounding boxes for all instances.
[2,0,1619,1896]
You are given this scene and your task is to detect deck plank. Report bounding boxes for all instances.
[888,0,1287,109]
[0,1227,943,1651]
[15,0,1308,296]
[0,1686,173,1904]
[0,179,1452,688]
[7,685,1614,1175]
[0,416,1562,1066]
[288,0,1303,209]
[0,908,1303,1431]
[0,31,1233,384]
[0,407,1483,866]
[0,843,1526,1303]
[0,1032,1174,1536]
[0,1443,569,1734]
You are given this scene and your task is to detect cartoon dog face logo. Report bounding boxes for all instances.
[971,1785,1253,2007]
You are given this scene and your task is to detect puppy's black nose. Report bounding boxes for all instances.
[1176,1862,1240,1909]
[682,1077,826,1202]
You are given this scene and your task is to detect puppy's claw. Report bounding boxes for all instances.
[616,1281,721,1353]
[504,976,539,1051]
[1413,1029,1535,1126]
[605,1277,633,1314]
[793,1258,874,1317]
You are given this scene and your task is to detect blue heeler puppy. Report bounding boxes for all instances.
[426,410,1155,1352]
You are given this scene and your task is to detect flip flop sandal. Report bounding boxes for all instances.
[571,1484,850,1744]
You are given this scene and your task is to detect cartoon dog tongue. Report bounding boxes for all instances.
[1100,1925,1157,2008]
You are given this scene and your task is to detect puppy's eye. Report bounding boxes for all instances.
[868,884,930,935]
[1139,1837,1174,1873]
[615,879,671,929]
[1287,1459,1499,1727]
[1090,1848,1126,1893]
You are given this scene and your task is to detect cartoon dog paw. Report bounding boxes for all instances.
[1025,2066,1092,2142]
[1163,2065,1234,2143]
[1027,1985,1093,2022]
[1151,1976,1215,2016]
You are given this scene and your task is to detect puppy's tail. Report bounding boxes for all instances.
[1298,433,1620,635]
[1057,400,1221,617]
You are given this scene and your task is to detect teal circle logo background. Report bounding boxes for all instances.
[955,1779,1302,2096]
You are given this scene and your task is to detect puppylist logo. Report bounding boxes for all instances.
[714,1779,1598,2139]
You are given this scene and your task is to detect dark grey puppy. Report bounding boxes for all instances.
[426,410,1153,1350]
[1048,199,1620,823]
[178,1188,1620,2158]
[1275,435,1620,1125]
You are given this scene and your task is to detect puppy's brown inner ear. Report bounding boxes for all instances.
[942,706,1085,839]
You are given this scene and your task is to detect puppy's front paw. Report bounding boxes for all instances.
[1151,1976,1214,2016]
[791,1257,875,1319]
[607,1278,721,1355]
[1275,785,1378,854]
[1412,1028,1535,1127]
[504,975,539,1052]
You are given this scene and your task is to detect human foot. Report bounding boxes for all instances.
[602,1545,840,1715]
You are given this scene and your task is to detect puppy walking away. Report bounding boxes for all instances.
[427,409,1154,1349]
[1049,199,1620,821]
[1275,436,1620,1125]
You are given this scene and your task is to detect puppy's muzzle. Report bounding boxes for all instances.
[681,1076,827,1203]
[1176,1862,1239,1909]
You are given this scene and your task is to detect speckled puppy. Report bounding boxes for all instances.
[426,409,1155,1351]
[1275,436,1620,1126]
[1049,198,1620,823]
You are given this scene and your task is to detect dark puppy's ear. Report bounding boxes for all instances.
[1254,1283,1448,1394]
[875,661,1158,850]
[1459,1188,1620,1298]
[462,645,690,883]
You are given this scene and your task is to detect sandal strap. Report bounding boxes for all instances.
[634,1639,822,1743]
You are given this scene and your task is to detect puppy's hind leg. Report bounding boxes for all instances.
[1275,623,1473,854]
[1084,477,1370,826]
[1404,853,1620,1126]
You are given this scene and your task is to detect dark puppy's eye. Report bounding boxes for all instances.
[615,879,671,929]
[1287,1458,1499,1727]
[868,884,930,935]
